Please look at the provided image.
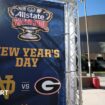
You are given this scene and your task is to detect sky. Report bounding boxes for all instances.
[78,0,105,17]
[46,0,105,17]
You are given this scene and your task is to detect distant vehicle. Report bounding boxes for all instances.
[82,56,105,72]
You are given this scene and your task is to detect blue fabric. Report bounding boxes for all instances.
[0,0,66,105]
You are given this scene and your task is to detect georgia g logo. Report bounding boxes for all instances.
[34,77,61,95]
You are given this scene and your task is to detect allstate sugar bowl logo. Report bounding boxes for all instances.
[8,5,53,41]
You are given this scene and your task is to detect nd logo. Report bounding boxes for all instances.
[0,75,15,100]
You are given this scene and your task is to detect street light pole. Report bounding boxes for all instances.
[83,0,91,76]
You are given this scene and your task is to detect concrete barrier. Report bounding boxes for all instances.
[82,77,93,88]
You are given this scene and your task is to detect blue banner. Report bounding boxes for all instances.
[0,0,66,105]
